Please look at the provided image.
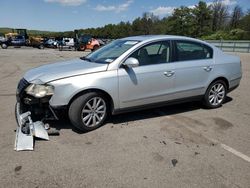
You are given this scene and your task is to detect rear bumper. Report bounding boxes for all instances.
[228,84,239,93]
[228,77,241,93]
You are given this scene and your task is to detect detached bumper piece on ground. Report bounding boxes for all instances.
[15,106,49,151]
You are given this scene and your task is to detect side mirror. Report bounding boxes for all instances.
[123,57,139,68]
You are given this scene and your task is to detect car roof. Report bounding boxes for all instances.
[121,35,213,48]
[122,35,196,41]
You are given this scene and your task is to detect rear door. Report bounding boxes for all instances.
[118,41,176,109]
[172,40,214,98]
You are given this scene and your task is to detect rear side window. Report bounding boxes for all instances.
[175,40,213,61]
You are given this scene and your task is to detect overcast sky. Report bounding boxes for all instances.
[0,0,249,31]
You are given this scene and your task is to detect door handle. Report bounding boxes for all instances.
[203,66,212,72]
[164,71,175,77]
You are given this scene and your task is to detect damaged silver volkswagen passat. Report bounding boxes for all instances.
[16,35,242,133]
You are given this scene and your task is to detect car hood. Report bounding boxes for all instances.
[24,58,108,83]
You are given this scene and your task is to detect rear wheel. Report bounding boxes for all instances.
[203,80,227,108]
[69,92,108,132]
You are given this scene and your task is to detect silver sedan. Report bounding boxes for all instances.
[16,35,242,132]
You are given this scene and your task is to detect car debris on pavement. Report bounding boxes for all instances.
[14,105,59,151]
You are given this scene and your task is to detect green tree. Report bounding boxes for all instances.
[230,5,244,29]
[166,6,195,36]
[131,12,160,35]
[239,12,250,31]
[192,1,213,37]
[211,0,229,31]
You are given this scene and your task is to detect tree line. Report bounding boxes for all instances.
[1,1,249,40]
[78,0,250,40]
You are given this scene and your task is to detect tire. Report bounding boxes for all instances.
[203,80,227,109]
[92,45,99,52]
[1,43,8,49]
[39,44,44,49]
[68,92,108,132]
[80,45,86,51]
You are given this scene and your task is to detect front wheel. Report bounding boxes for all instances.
[58,45,63,51]
[203,80,227,109]
[79,45,86,51]
[1,43,8,49]
[39,44,44,49]
[68,92,108,132]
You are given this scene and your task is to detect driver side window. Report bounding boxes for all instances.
[129,41,170,66]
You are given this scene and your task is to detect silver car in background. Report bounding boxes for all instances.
[16,35,242,132]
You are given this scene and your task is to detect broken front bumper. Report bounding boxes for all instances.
[15,78,62,151]
[14,102,49,151]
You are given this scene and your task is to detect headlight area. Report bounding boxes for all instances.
[25,84,54,98]
[20,84,59,121]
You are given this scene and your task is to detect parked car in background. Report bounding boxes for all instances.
[58,37,75,51]
[0,34,7,48]
[16,35,242,133]
[44,38,57,48]
[1,35,27,49]
[11,35,26,46]
[1,29,31,49]
[0,34,6,42]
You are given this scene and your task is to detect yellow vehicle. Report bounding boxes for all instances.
[5,29,28,39]
[5,32,18,39]
[29,36,45,49]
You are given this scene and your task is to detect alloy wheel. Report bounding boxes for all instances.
[208,83,225,106]
[81,97,106,127]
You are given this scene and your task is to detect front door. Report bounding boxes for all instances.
[118,41,176,109]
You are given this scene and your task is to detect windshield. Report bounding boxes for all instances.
[15,36,24,40]
[82,39,139,64]
[80,35,92,43]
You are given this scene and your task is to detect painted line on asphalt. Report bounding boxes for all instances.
[220,143,250,163]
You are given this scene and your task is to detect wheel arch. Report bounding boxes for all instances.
[92,45,99,51]
[208,77,229,90]
[68,88,114,113]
